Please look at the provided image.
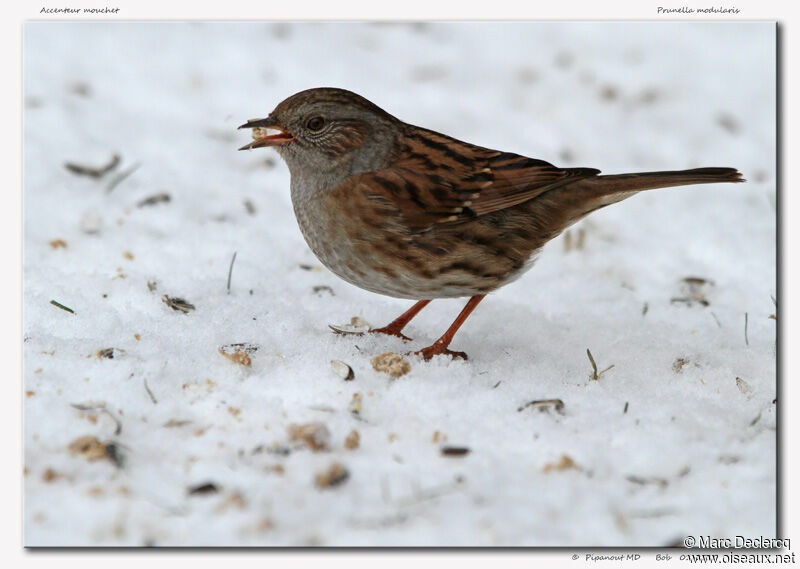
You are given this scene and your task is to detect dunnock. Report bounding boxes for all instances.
[239,88,743,360]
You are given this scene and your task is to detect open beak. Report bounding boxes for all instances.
[237,117,294,150]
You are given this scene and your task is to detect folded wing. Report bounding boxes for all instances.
[346,125,600,232]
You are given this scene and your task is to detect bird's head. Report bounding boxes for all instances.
[239,88,399,181]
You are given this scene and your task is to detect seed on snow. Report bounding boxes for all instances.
[370,352,411,378]
[328,316,371,335]
[287,422,331,451]
[330,360,355,381]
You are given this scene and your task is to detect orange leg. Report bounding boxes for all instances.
[413,295,485,361]
[370,300,432,341]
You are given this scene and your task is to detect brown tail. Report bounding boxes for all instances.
[576,167,744,210]
[592,167,744,192]
[545,167,745,231]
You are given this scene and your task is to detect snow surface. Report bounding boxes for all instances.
[23,22,776,546]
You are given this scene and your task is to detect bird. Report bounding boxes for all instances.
[239,87,744,360]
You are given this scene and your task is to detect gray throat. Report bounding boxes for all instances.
[279,119,398,207]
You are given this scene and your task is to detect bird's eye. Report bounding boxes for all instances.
[306,116,325,131]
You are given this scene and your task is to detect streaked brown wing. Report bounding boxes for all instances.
[350,126,601,232]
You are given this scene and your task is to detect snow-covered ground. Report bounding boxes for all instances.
[23,22,775,546]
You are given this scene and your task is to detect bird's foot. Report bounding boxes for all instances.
[370,326,413,342]
[411,343,468,361]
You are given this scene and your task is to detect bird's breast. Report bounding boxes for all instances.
[289,179,543,299]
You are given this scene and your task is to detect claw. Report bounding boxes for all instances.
[370,327,414,342]
[411,345,468,361]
